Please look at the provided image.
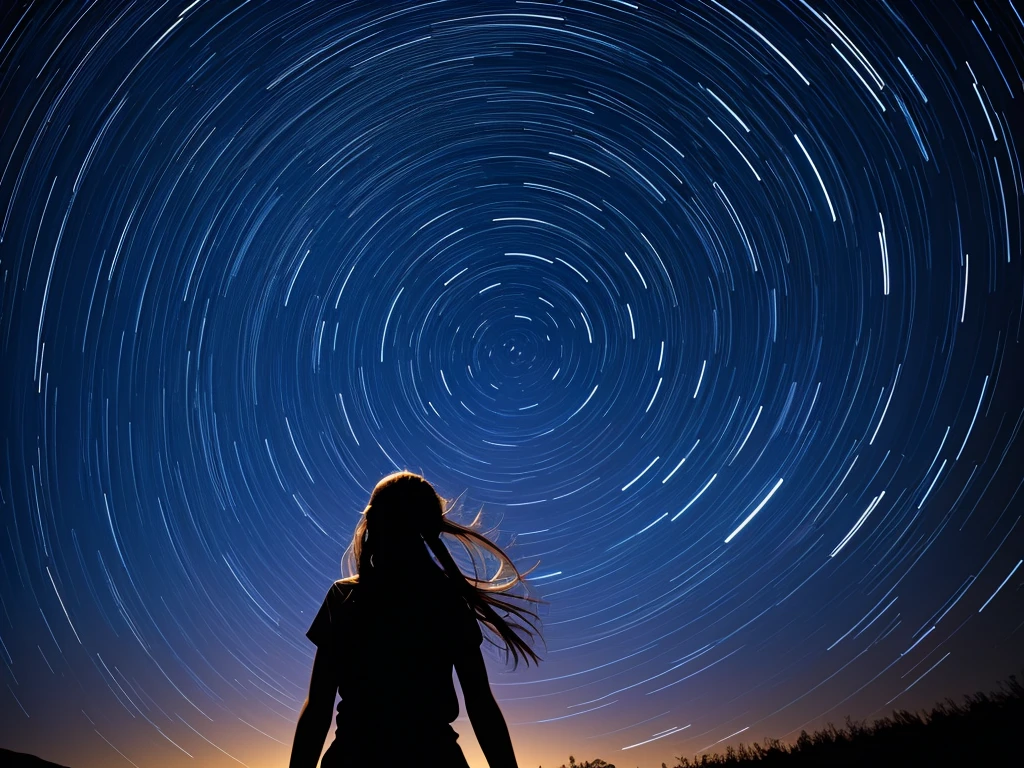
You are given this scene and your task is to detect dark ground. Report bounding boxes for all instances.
[0,748,70,768]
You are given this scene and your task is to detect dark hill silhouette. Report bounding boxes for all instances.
[0,748,70,768]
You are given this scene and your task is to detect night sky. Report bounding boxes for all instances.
[1,1,1023,767]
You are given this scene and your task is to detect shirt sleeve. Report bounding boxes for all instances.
[306,583,345,648]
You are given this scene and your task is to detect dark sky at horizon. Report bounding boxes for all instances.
[1,1,1022,767]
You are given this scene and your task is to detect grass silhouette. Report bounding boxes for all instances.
[545,674,1022,768]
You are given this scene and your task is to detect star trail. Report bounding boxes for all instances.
[1,2,1022,767]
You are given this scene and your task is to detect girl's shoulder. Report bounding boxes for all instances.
[327,577,359,604]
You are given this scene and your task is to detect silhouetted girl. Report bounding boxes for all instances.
[289,471,542,768]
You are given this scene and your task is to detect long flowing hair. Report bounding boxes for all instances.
[341,471,544,668]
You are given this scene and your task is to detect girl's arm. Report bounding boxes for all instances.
[455,648,519,768]
[289,647,338,768]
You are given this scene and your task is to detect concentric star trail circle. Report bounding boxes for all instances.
[0,2,1021,767]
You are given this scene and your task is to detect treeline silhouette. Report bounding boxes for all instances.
[548,674,1022,768]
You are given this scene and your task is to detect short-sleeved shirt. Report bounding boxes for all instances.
[306,567,483,731]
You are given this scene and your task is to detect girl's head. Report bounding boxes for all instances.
[367,470,443,540]
[343,470,543,667]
